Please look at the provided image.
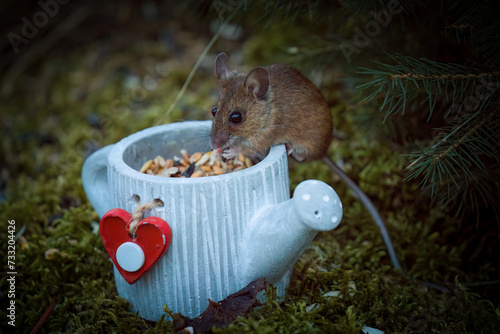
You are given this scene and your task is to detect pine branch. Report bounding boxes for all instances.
[427,163,500,224]
[405,108,500,197]
[358,54,500,118]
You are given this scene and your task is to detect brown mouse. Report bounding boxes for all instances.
[210,52,404,273]
[210,52,333,162]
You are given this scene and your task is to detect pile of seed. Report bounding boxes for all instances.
[139,149,254,178]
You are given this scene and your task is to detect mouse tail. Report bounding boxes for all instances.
[322,156,405,274]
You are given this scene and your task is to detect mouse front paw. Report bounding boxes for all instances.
[222,147,238,159]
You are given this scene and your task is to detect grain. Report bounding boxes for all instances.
[139,149,255,178]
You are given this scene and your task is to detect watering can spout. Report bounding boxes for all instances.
[238,180,343,285]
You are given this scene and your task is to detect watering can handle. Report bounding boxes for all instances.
[81,144,114,218]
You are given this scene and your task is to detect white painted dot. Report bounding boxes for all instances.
[331,215,338,224]
[302,193,311,201]
[116,242,145,272]
[322,195,330,202]
[333,199,338,205]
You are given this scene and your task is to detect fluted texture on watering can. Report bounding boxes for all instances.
[82,121,342,321]
[108,142,291,320]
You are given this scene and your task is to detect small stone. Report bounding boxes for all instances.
[45,248,61,260]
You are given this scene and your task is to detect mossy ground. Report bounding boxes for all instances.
[1,3,499,333]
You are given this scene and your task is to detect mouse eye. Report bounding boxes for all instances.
[229,111,243,124]
[212,106,217,117]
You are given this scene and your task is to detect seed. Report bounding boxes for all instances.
[140,149,255,178]
[212,165,225,175]
[200,165,212,173]
[140,159,153,173]
[173,155,182,166]
[156,155,166,167]
[245,157,253,168]
[190,152,202,163]
[164,167,179,176]
[209,153,217,165]
[152,159,160,173]
[181,163,196,177]
[165,159,174,169]
[180,149,189,163]
[196,152,210,166]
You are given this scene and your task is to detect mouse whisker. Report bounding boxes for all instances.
[189,120,213,131]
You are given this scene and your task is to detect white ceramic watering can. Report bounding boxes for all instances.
[81,120,343,320]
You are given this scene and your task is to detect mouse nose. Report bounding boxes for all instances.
[210,132,229,150]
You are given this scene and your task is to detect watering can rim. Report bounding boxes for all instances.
[107,120,287,184]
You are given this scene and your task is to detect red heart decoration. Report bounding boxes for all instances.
[100,208,172,284]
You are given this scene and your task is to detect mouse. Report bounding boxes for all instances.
[210,52,333,162]
[210,52,403,273]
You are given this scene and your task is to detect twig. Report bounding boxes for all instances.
[30,299,56,334]
[434,109,495,162]
[154,1,244,125]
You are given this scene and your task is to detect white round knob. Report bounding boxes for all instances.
[293,180,343,231]
[116,242,145,272]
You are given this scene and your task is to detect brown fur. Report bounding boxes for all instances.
[211,55,333,162]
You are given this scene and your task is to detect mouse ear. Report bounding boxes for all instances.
[215,53,233,80]
[244,67,269,100]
